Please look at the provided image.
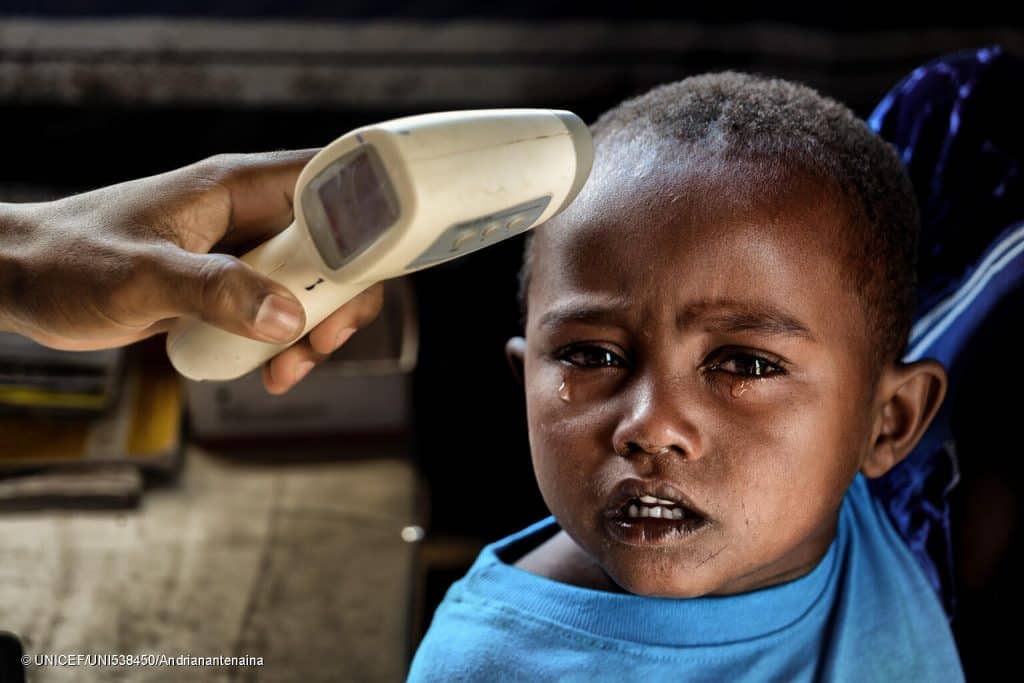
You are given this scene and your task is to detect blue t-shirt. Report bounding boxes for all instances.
[407,474,963,682]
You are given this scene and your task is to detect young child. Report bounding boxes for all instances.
[408,72,964,681]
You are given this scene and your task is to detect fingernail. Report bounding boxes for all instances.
[255,295,303,343]
[293,361,315,384]
[333,327,357,351]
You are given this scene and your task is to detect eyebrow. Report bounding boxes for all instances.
[537,299,816,341]
[537,303,626,330]
[679,300,816,341]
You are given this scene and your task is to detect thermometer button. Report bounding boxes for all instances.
[452,229,477,251]
[404,195,551,271]
[481,221,503,238]
[506,216,529,232]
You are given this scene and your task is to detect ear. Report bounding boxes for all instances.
[504,336,526,386]
[862,359,948,479]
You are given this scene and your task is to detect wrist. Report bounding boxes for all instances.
[0,202,38,334]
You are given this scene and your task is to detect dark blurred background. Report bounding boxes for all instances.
[1,4,1022,681]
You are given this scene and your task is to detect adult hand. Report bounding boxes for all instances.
[0,151,384,394]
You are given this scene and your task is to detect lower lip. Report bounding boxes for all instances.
[604,515,710,546]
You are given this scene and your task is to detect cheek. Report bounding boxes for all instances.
[523,359,613,516]
[524,355,612,445]
[716,380,865,541]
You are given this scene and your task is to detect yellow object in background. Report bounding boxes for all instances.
[0,344,182,470]
[0,387,107,410]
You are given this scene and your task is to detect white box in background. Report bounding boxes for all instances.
[185,279,417,442]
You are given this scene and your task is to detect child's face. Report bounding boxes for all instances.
[516,140,883,598]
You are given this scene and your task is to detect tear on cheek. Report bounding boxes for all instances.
[731,380,751,398]
[558,376,572,403]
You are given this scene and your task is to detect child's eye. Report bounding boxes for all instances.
[556,344,627,369]
[707,350,786,378]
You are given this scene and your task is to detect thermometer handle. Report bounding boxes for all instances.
[166,222,370,381]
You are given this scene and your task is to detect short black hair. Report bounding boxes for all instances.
[518,71,919,365]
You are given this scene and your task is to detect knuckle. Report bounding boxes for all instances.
[355,285,385,324]
[189,154,244,197]
[195,153,246,180]
[196,254,250,317]
[308,327,335,355]
[199,152,278,190]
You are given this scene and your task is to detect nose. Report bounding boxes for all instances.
[611,375,702,461]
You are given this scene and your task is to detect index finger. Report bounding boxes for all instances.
[213,149,319,250]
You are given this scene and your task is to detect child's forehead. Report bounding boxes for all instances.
[527,143,860,330]
[559,136,834,233]
[543,139,844,260]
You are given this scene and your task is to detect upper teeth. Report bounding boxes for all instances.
[627,503,685,520]
[638,494,677,506]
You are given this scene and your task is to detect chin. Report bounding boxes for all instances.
[606,565,721,599]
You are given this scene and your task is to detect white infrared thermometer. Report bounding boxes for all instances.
[166,109,593,381]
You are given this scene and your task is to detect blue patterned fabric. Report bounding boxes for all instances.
[867,45,1024,616]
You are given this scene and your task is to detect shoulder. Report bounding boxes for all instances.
[407,534,578,682]
[836,475,929,590]
[821,476,964,679]
[408,521,629,680]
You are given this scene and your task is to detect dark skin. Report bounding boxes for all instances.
[506,137,947,598]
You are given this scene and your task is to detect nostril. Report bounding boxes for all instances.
[618,441,676,457]
[614,442,643,457]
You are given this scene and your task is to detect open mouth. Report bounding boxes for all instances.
[618,495,694,520]
[603,479,710,546]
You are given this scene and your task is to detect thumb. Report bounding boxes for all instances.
[160,249,306,343]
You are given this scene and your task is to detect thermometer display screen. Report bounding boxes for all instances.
[304,145,399,270]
